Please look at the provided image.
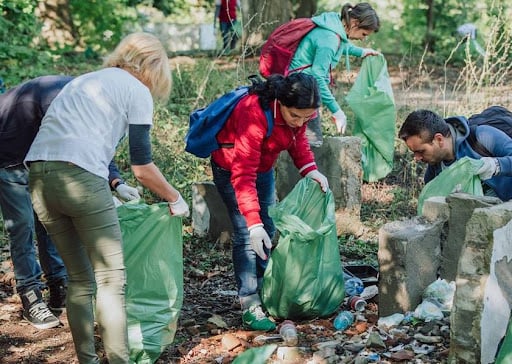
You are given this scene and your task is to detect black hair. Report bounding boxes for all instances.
[248,73,321,110]
[399,109,451,142]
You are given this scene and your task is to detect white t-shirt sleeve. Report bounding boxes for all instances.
[127,87,153,126]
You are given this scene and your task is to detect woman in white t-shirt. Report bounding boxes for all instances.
[25,32,189,364]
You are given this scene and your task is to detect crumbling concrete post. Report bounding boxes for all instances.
[275,136,362,236]
[441,193,502,281]
[449,201,512,364]
[191,182,232,239]
[378,217,443,316]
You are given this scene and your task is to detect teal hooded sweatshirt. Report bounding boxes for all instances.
[288,12,364,114]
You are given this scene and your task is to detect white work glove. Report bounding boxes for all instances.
[476,157,499,181]
[362,48,380,57]
[332,110,347,134]
[116,183,140,201]
[248,224,272,260]
[305,170,329,192]
[169,193,190,217]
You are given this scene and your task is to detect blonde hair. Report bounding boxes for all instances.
[103,32,172,102]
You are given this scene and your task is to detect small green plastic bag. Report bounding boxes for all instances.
[118,202,184,364]
[232,344,277,364]
[345,54,396,182]
[417,157,484,215]
[261,178,345,319]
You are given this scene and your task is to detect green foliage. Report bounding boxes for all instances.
[0,0,54,85]
[339,235,378,267]
[69,0,137,52]
[401,1,460,61]
[126,0,191,16]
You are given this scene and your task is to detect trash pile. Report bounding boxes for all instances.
[223,276,454,364]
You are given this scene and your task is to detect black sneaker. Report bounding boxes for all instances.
[48,279,67,315]
[21,289,61,329]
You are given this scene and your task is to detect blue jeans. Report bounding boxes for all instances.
[0,164,66,294]
[220,21,238,50]
[211,161,275,309]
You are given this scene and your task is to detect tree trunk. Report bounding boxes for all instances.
[424,0,435,52]
[295,0,317,19]
[36,0,80,49]
[243,0,292,45]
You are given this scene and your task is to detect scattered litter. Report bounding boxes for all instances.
[377,313,404,329]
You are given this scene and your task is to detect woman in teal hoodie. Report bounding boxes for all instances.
[289,2,380,146]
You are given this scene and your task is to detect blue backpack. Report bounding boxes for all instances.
[185,86,274,158]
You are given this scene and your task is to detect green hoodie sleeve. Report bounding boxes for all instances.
[290,27,364,114]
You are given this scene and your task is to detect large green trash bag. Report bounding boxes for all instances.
[261,178,345,319]
[345,54,396,182]
[495,315,512,363]
[417,157,484,215]
[118,202,184,363]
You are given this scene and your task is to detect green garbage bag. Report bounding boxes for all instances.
[232,344,277,364]
[495,315,512,363]
[261,178,345,319]
[345,54,396,182]
[118,202,184,364]
[417,157,484,215]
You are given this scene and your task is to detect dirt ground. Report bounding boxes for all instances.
[0,245,451,364]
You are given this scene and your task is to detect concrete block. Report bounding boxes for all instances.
[422,196,449,222]
[275,136,362,236]
[378,217,443,316]
[441,193,502,281]
[191,182,232,239]
[449,201,512,364]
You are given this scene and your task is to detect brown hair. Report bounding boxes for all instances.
[341,2,380,32]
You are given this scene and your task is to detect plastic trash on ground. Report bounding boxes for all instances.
[413,300,444,322]
[377,313,405,329]
[422,278,456,313]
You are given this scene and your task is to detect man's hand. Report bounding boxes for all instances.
[248,224,272,260]
[116,183,140,201]
[476,157,499,180]
[169,193,190,217]
[305,170,329,192]
[332,110,347,134]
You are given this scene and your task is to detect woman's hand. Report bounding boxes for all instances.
[169,193,190,217]
[248,224,272,260]
[305,170,329,192]
[362,48,380,57]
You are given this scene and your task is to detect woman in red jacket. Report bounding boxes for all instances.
[211,73,328,330]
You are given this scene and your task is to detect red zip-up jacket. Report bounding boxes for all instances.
[211,94,318,227]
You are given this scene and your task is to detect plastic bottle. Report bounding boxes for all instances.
[348,295,367,311]
[345,277,365,297]
[333,310,354,331]
[279,320,298,346]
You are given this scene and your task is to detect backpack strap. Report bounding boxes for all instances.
[263,108,274,137]
[467,124,493,157]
